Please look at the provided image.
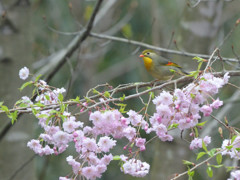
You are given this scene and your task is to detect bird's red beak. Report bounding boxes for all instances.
[139,54,144,58]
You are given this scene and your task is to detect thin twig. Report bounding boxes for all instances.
[210,114,229,130]
[89,32,238,63]
[203,48,219,73]
[170,151,222,180]
[1,70,240,116]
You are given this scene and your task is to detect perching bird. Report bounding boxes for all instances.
[139,49,188,80]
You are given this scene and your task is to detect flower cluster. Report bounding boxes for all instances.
[148,73,229,142]
[120,156,150,177]
[20,67,231,179]
[25,78,150,179]
[221,136,240,159]
[228,170,240,180]
[189,136,211,150]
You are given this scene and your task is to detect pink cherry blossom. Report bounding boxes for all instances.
[82,137,98,152]
[200,105,212,117]
[98,136,116,152]
[210,98,223,109]
[121,158,150,177]
[100,154,113,165]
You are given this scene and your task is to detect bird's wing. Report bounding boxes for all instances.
[156,56,181,68]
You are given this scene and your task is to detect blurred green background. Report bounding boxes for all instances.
[1,0,240,179]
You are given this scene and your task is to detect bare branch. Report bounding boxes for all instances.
[45,0,104,83]
[89,32,238,63]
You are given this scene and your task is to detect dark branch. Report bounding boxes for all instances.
[45,0,103,83]
[0,0,104,142]
[8,154,37,180]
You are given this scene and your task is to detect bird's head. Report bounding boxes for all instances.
[139,49,158,59]
[139,49,158,70]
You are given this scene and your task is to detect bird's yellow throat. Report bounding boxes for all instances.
[142,57,153,71]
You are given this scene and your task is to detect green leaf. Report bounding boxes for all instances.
[194,127,199,138]
[84,97,91,103]
[11,110,18,120]
[196,121,208,127]
[200,77,207,81]
[149,91,155,99]
[31,108,38,115]
[19,103,28,108]
[1,105,9,113]
[0,101,3,106]
[35,103,45,107]
[216,153,222,165]
[196,152,206,160]
[211,164,223,168]
[45,114,55,125]
[187,169,195,177]
[202,140,208,152]
[206,166,213,177]
[193,56,205,62]
[60,114,67,121]
[226,166,235,172]
[197,61,203,71]
[190,93,196,99]
[231,135,237,144]
[226,145,233,150]
[187,70,200,79]
[92,88,100,94]
[37,114,49,118]
[168,123,179,130]
[235,147,240,151]
[45,95,50,101]
[32,87,37,97]
[10,111,18,124]
[116,103,127,113]
[183,160,194,166]
[104,91,110,98]
[113,155,121,160]
[60,104,66,113]
[120,94,125,101]
[14,100,23,106]
[71,96,80,103]
[58,93,64,102]
[208,148,216,157]
[34,74,42,82]
[49,110,58,114]
[20,81,33,91]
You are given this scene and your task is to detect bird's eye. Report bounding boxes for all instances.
[146,52,150,55]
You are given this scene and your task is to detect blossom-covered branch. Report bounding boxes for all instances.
[3,64,239,179]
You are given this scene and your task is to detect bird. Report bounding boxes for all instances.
[139,49,188,80]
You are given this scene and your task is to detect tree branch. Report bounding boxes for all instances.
[45,0,104,83]
[89,32,238,63]
[170,151,222,180]
[1,70,240,116]
[0,0,104,142]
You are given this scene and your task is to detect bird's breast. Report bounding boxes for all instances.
[142,57,153,71]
